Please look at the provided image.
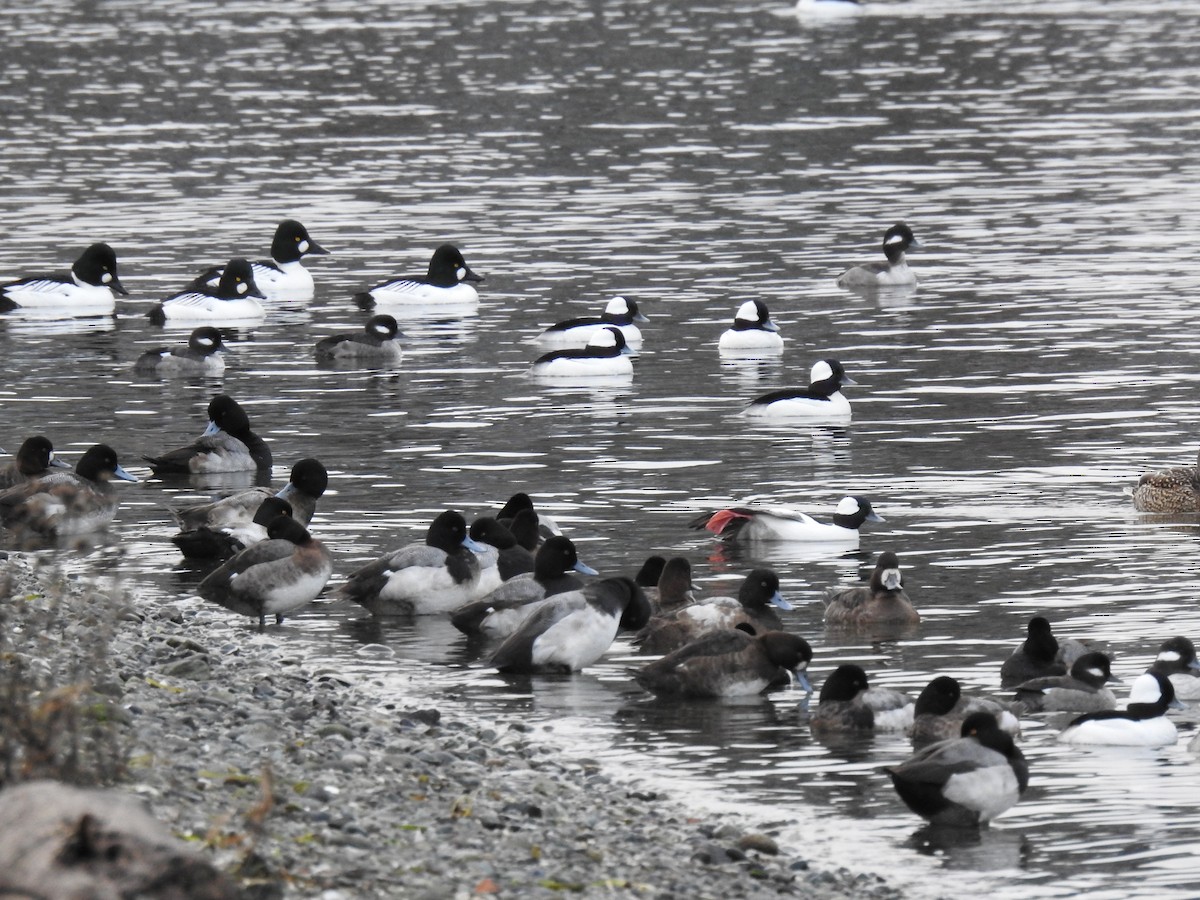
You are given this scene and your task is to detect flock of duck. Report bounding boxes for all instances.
[3,217,1200,831]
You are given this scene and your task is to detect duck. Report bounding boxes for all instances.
[314,314,403,362]
[689,496,883,545]
[339,510,501,616]
[1013,652,1121,714]
[531,326,634,378]
[133,327,227,377]
[634,628,814,699]
[467,516,535,580]
[147,258,266,324]
[1058,671,1182,747]
[197,514,332,630]
[811,664,915,732]
[536,296,648,349]
[636,568,794,655]
[1147,636,1200,702]
[144,395,272,475]
[191,219,328,298]
[496,492,561,543]
[0,243,127,315]
[823,551,918,628]
[909,676,1021,746]
[171,496,294,560]
[172,457,327,533]
[836,223,920,289]
[634,555,667,592]
[449,535,599,637]
[999,616,1068,688]
[0,444,138,535]
[886,711,1029,827]
[490,576,651,674]
[717,300,784,358]
[743,359,855,423]
[0,436,71,491]
[353,243,483,309]
[647,556,697,614]
[1129,449,1200,513]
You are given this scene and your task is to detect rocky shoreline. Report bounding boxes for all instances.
[0,553,901,899]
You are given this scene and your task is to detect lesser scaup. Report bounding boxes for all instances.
[999,616,1069,688]
[634,628,813,699]
[144,395,272,475]
[171,496,294,561]
[909,676,1021,746]
[811,664,914,732]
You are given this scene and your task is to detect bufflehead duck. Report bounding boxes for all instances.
[636,568,794,656]
[909,676,1021,747]
[449,535,598,638]
[634,628,813,699]
[743,359,855,423]
[823,551,918,628]
[172,495,294,561]
[354,243,483,309]
[173,457,327,534]
[1013,652,1121,714]
[536,296,648,350]
[718,300,784,358]
[1058,671,1182,747]
[314,315,403,362]
[811,664,915,732]
[133,327,227,377]
[999,616,1069,688]
[340,510,501,616]
[689,496,883,545]
[192,219,328,298]
[0,444,138,536]
[1129,449,1200,513]
[531,326,634,378]
[148,258,266,325]
[887,711,1029,827]
[198,514,332,631]
[0,436,71,491]
[1147,636,1200,702]
[490,576,650,674]
[836,223,920,289]
[0,243,127,316]
[144,395,272,475]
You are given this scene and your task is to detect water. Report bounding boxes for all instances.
[4,0,1200,896]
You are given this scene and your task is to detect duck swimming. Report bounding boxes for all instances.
[0,243,127,316]
[909,676,1021,746]
[743,359,855,424]
[634,629,813,699]
[0,436,71,491]
[536,296,648,349]
[823,551,917,628]
[144,394,272,475]
[0,444,138,536]
[1129,449,1200,513]
[689,496,882,545]
[836,223,920,289]
[1058,671,1182,747]
[717,300,783,358]
[354,243,483,309]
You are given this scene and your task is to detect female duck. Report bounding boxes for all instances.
[1129,449,1200,512]
[134,327,227,377]
[144,394,272,474]
[1148,636,1200,701]
[490,576,650,674]
[647,556,696,614]
[823,551,918,628]
[193,219,328,298]
[354,243,483,309]
[743,359,855,423]
[0,444,138,536]
[887,712,1029,827]
[536,296,648,350]
[718,300,783,358]
[340,510,501,616]
[689,496,883,545]
[637,568,793,655]
[811,664,914,732]
[1058,671,1182,747]
[449,535,598,638]
[999,616,1068,688]
[0,243,127,315]
[634,629,813,699]
[1012,652,1120,714]
[836,223,920,289]
[314,315,403,362]
[147,258,266,324]
[0,436,70,491]
[910,676,1021,746]
[198,514,332,630]
[531,326,633,378]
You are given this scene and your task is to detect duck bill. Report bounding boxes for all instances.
[306,239,330,256]
[463,535,489,553]
[763,320,779,332]
[791,669,813,695]
[109,276,130,296]
[462,266,484,284]
[574,562,599,576]
[50,456,71,470]
[770,591,794,611]
[634,311,650,323]
[114,464,139,483]
[201,420,221,437]
[840,374,858,385]
[865,511,885,523]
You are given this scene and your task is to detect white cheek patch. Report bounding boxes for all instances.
[456,266,467,282]
[1159,650,1181,663]
[101,272,112,283]
[237,282,248,295]
[197,336,214,348]
[298,240,309,253]
[835,496,859,516]
[1128,673,1160,704]
[884,232,905,246]
[606,296,629,315]
[811,360,834,383]
[735,300,758,320]
[1085,667,1104,680]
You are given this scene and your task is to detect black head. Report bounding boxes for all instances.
[427,243,483,286]
[208,395,253,438]
[188,327,226,354]
[738,568,781,608]
[914,675,961,717]
[497,492,535,519]
[367,314,400,340]
[808,358,855,392]
[289,458,328,497]
[1024,616,1059,662]
[534,535,581,579]
[831,496,884,530]
[426,510,469,553]
[16,435,61,476]
[507,508,540,551]
[634,555,666,587]
[1069,652,1118,687]
[75,444,136,483]
[759,632,813,671]
[216,258,266,300]
[253,496,294,527]
[266,514,309,543]
[272,219,328,262]
[74,242,127,295]
[819,664,870,704]
[731,299,775,331]
[470,516,517,550]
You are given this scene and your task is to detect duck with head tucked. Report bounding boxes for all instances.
[172,496,294,561]
[1129,449,1200,513]
[811,664,915,733]
[909,676,1021,746]
[634,628,813,699]
[999,616,1069,688]
[0,444,138,536]
[0,436,71,491]
[340,510,501,616]
[689,496,882,546]
[143,395,272,475]
[172,457,328,538]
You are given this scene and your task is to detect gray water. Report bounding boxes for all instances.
[5,0,1200,896]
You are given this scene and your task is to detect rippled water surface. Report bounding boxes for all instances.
[5,0,1200,896]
